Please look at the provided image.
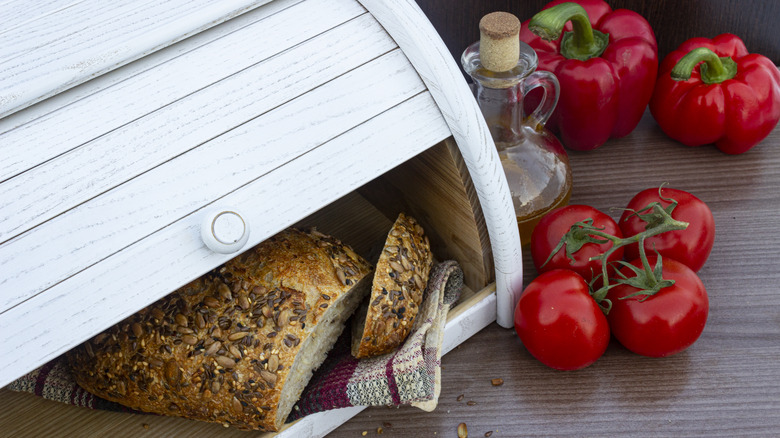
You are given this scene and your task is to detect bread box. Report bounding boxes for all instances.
[0,0,524,435]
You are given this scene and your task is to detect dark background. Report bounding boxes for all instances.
[416,0,780,66]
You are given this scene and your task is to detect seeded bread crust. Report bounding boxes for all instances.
[67,228,372,431]
[351,213,433,358]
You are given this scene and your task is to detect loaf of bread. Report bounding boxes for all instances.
[351,213,433,358]
[67,228,372,431]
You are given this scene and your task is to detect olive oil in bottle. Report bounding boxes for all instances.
[462,12,572,245]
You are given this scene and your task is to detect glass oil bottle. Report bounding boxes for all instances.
[461,12,572,245]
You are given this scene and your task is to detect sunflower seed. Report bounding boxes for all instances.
[400,255,412,271]
[219,283,232,301]
[267,354,279,371]
[228,331,249,341]
[260,369,277,386]
[205,341,222,356]
[195,313,206,329]
[238,294,250,310]
[336,268,347,285]
[413,273,424,290]
[216,356,236,369]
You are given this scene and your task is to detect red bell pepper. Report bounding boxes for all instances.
[520,0,658,151]
[650,33,780,155]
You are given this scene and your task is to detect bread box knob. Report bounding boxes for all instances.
[200,209,250,254]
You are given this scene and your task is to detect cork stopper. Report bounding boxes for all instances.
[479,12,521,72]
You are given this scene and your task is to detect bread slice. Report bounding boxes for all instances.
[351,213,433,358]
[67,228,372,431]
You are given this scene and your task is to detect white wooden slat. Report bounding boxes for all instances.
[0,0,84,35]
[0,91,451,388]
[0,0,363,181]
[361,0,524,328]
[0,0,271,118]
[0,10,387,241]
[0,0,306,134]
[0,49,425,313]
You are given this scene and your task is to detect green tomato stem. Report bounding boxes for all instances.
[555,198,689,314]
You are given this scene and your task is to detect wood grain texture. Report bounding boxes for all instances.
[0,6,380,241]
[0,0,363,183]
[0,0,273,117]
[0,0,306,134]
[415,0,780,72]
[336,111,780,437]
[0,48,423,313]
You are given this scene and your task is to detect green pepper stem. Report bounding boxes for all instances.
[671,47,738,84]
[528,2,609,61]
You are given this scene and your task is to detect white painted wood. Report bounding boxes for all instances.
[0,0,364,181]
[0,9,387,240]
[0,91,451,388]
[359,0,524,328]
[279,406,368,438]
[0,49,424,312]
[0,0,84,35]
[0,0,272,118]
[442,291,498,355]
[0,0,307,134]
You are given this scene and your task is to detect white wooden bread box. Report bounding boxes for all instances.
[0,0,523,436]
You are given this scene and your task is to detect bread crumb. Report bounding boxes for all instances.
[142,424,150,430]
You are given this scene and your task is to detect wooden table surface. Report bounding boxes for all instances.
[335,110,780,437]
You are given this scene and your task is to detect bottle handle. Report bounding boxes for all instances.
[520,70,560,127]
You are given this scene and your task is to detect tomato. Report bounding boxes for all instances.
[531,205,624,282]
[514,269,610,370]
[619,187,715,272]
[606,257,709,357]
